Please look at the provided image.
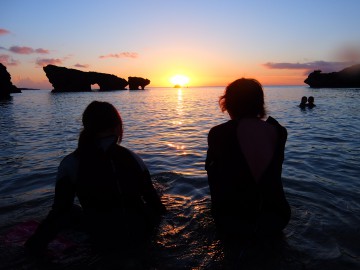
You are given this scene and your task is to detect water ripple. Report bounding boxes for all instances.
[0,87,359,269]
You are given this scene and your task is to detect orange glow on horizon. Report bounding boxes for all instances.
[8,63,307,89]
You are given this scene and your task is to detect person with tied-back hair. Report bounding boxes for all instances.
[25,101,165,254]
[299,96,307,109]
[205,78,291,247]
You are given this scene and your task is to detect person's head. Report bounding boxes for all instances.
[308,96,314,104]
[79,101,123,149]
[219,78,266,119]
[301,96,308,104]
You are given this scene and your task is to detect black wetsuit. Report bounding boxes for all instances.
[205,117,291,239]
[25,139,165,251]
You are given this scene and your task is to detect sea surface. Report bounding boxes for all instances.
[0,86,359,269]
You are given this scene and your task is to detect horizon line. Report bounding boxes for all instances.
[18,84,307,90]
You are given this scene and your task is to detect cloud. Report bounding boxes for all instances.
[9,46,33,54]
[99,52,138,59]
[62,54,73,61]
[263,61,353,74]
[0,28,10,35]
[74,63,89,68]
[35,48,50,54]
[36,58,63,67]
[8,46,49,54]
[0,54,19,66]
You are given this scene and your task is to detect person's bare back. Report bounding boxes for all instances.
[237,118,277,183]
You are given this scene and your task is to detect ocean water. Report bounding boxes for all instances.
[0,86,359,269]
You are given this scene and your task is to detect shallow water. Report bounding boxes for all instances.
[0,86,359,269]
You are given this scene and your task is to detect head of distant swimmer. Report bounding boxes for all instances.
[308,96,314,104]
[219,78,266,119]
[81,101,123,143]
[301,96,308,104]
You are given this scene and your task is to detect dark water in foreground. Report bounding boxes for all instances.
[0,86,359,269]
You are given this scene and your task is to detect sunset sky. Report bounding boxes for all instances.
[1,0,360,88]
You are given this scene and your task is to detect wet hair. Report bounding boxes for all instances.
[78,101,123,150]
[219,78,266,119]
[301,96,308,103]
[308,96,314,103]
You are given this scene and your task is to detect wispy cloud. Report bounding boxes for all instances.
[99,52,138,59]
[9,46,33,54]
[0,54,19,66]
[0,28,10,35]
[62,54,73,61]
[74,63,89,68]
[36,58,62,67]
[263,61,353,74]
[35,48,49,54]
[8,46,49,55]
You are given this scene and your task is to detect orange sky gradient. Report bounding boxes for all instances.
[2,1,360,89]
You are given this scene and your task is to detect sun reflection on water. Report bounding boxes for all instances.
[177,89,183,116]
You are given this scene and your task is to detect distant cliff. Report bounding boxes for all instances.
[0,63,21,99]
[304,64,360,88]
[43,65,129,92]
[128,76,150,90]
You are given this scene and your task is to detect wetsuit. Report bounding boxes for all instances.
[25,138,165,251]
[205,117,291,239]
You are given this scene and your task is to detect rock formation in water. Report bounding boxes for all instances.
[304,64,360,88]
[0,63,21,99]
[128,76,150,90]
[43,65,128,92]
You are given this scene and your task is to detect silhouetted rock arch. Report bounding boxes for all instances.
[43,65,128,92]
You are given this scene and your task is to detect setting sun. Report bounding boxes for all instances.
[170,75,190,87]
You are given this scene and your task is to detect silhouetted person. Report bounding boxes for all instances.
[205,78,291,253]
[307,96,316,108]
[25,101,166,255]
[299,96,307,109]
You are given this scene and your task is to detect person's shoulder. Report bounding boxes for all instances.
[209,120,236,135]
[266,116,287,136]
[208,121,237,146]
[112,144,147,171]
[57,151,79,181]
[266,116,284,127]
[112,144,134,157]
[59,151,78,168]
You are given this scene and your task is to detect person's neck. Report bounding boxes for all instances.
[232,116,261,121]
[97,135,118,151]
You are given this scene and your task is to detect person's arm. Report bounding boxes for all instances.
[205,127,216,172]
[128,150,166,214]
[267,116,287,163]
[205,127,222,215]
[51,169,76,213]
[141,168,166,214]
[25,157,76,252]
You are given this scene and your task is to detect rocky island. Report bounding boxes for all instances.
[304,64,360,88]
[43,65,129,92]
[128,76,150,90]
[0,63,21,99]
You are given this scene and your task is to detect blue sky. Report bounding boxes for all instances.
[1,0,360,88]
